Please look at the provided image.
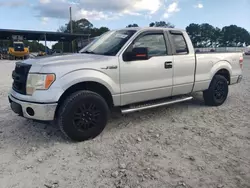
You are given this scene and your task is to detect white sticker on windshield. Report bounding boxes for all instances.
[115,34,128,39]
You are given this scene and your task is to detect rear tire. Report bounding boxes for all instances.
[203,75,228,106]
[57,90,109,142]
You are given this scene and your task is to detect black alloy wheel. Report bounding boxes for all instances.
[73,103,101,132]
[57,90,109,141]
[203,75,229,106]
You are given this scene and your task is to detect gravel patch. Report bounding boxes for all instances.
[0,58,249,188]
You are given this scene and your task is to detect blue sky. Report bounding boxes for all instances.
[0,0,249,32]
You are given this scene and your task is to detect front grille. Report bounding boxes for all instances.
[12,62,31,94]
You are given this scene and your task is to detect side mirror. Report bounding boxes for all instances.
[123,47,149,61]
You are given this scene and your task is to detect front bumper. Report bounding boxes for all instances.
[9,94,57,121]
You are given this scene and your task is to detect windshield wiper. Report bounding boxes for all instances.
[81,50,95,54]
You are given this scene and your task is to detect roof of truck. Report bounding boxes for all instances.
[120,27,186,32]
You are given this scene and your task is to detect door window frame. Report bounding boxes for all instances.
[166,30,189,55]
[122,30,173,61]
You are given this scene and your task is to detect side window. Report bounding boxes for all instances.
[171,34,188,54]
[133,34,167,57]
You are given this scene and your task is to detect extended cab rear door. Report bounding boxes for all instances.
[167,30,196,96]
[119,30,174,106]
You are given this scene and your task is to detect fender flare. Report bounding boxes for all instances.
[210,60,232,82]
[58,69,119,96]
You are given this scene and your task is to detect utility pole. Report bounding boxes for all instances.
[69,6,74,53]
[44,33,47,54]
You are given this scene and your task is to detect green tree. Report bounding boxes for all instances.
[211,27,222,47]
[149,21,174,28]
[23,40,46,52]
[0,40,11,48]
[187,23,250,47]
[126,24,139,28]
[246,33,250,46]
[220,25,250,47]
[186,23,202,48]
[199,23,217,47]
[60,18,93,34]
[90,27,109,36]
[53,18,110,52]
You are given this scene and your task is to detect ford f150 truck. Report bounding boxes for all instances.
[9,27,243,141]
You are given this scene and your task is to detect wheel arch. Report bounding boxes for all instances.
[210,61,232,84]
[55,81,114,117]
[214,69,230,84]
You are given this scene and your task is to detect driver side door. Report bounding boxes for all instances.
[119,30,174,106]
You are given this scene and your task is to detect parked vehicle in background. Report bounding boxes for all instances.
[8,41,29,60]
[37,51,46,56]
[9,27,243,141]
[52,49,63,55]
[244,46,250,55]
[37,49,63,57]
[0,47,8,59]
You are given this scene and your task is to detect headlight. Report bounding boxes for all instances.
[26,73,56,95]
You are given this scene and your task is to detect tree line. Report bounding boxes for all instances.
[53,19,250,52]
[52,20,176,52]
[186,23,250,47]
[127,22,250,47]
[52,18,109,52]
[1,19,249,52]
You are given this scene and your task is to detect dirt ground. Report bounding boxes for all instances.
[0,57,249,188]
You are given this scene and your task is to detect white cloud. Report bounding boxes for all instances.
[163,2,180,18]
[34,0,164,20]
[39,0,50,4]
[75,10,119,20]
[132,0,162,14]
[0,0,27,7]
[163,13,169,18]
[167,2,180,13]
[41,17,49,24]
[123,10,142,16]
[194,3,203,8]
[145,14,153,20]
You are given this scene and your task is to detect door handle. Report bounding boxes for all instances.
[164,61,172,69]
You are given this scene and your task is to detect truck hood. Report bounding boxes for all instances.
[25,53,118,76]
[24,53,114,66]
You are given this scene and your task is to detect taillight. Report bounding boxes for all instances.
[239,56,243,69]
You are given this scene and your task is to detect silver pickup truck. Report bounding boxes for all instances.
[9,27,243,141]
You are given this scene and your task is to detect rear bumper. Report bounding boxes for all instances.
[237,75,243,83]
[9,94,57,121]
[231,75,243,85]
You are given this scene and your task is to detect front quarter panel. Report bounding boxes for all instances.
[37,55,121,105]
[59,69,120,94]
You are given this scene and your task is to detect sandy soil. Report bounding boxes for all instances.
[0,58,249,188]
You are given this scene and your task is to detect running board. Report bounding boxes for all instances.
[121,96,193,114]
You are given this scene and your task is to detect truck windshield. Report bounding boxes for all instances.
[80,30,137,56]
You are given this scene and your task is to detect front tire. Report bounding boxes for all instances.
[203,75,229,106]
[57,91,109,141]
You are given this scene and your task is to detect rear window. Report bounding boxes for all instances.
[171,34,188,54]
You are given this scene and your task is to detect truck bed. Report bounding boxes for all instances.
[193,52,243,92]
